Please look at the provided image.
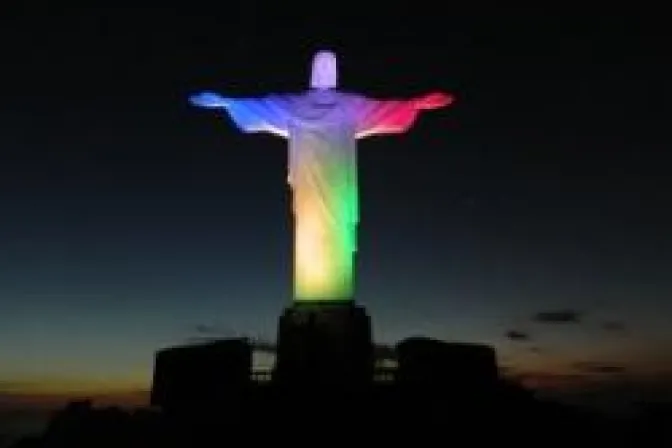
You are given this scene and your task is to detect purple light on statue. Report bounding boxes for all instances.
[190,50,454,302]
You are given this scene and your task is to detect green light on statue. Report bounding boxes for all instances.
[189,50,453,302]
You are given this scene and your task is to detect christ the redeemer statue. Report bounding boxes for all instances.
[190,50,453,303]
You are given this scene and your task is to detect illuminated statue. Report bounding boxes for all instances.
[190,50,453,302]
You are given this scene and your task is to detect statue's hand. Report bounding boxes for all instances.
[414,91,453,110]
[188,91,230,109]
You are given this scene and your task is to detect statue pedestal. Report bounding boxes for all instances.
[273,301,373,387]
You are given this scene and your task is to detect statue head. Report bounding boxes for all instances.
[310,50,337,90]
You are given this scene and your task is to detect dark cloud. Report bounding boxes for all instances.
[572,362,627,374]
[532,309,582,324]
[194,324,217,334]
[511,372,589,389]
[529,346,543,354]
[185,323,228,345]
[191,324,251,338]
[193,324,239,335]
[602,321,627,333]
[505,330,531,341]
[184,335,221,345]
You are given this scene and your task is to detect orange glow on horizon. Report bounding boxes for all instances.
[0,390,149,410]
[0,374,149,409]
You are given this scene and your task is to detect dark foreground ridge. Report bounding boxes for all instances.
[10,304,672,447]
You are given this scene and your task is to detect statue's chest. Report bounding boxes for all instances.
[291,100,354,129]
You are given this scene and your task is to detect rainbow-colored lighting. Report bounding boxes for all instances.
[189,51,452,302]
[290,122,359,301]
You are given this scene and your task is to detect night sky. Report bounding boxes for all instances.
[1,4,670,414]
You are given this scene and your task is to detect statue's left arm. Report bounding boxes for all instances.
[353,92,454,139]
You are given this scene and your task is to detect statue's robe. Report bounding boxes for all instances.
[217,89,420,301]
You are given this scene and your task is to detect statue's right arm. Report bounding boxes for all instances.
[189,91,292,138]
[188,91,230,109]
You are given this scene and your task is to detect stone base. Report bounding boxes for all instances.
[273,301,373,387]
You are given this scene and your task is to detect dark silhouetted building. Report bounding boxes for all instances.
[150,338,252,414]
[395,337,499,391]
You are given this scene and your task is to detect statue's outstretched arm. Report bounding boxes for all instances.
[412,91,454,111]
[188,91,230,109]
[354,91,454,139]
[189,91,291,138]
